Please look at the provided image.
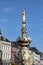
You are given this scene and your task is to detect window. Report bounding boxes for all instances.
[6,46,7,50]
[8,47,9,50]
[4,53,5,59]
[6,54,7,58]
[8,54,9,59]
[4,46,5,49]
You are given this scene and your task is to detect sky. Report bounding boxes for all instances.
[0,0,43,52]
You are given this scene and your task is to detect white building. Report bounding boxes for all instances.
[0,31,11,65]
[40,54,43,65]
[30,47,40,65]
[33,52,40,65]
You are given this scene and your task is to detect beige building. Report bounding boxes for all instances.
[0,31,11,65]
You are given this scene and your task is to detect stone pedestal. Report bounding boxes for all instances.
[16,45,33,65]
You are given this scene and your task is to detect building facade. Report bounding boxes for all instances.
[0,31,11,65]
[0,50,2,65]
[30,47,40,65]
[33,52,40,65]
[11,41,17,65]
[40,54,43,65]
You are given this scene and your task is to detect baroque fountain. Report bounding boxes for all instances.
[15,10,33,65]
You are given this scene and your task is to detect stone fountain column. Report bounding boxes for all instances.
[16,10,33,65]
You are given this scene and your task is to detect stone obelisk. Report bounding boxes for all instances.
[16,10,33,65]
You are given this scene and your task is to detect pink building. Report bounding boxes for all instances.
[11,41,18,65]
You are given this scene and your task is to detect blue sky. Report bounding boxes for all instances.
[0,0,43,52]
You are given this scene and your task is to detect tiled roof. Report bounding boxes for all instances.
[29,47,42,55]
